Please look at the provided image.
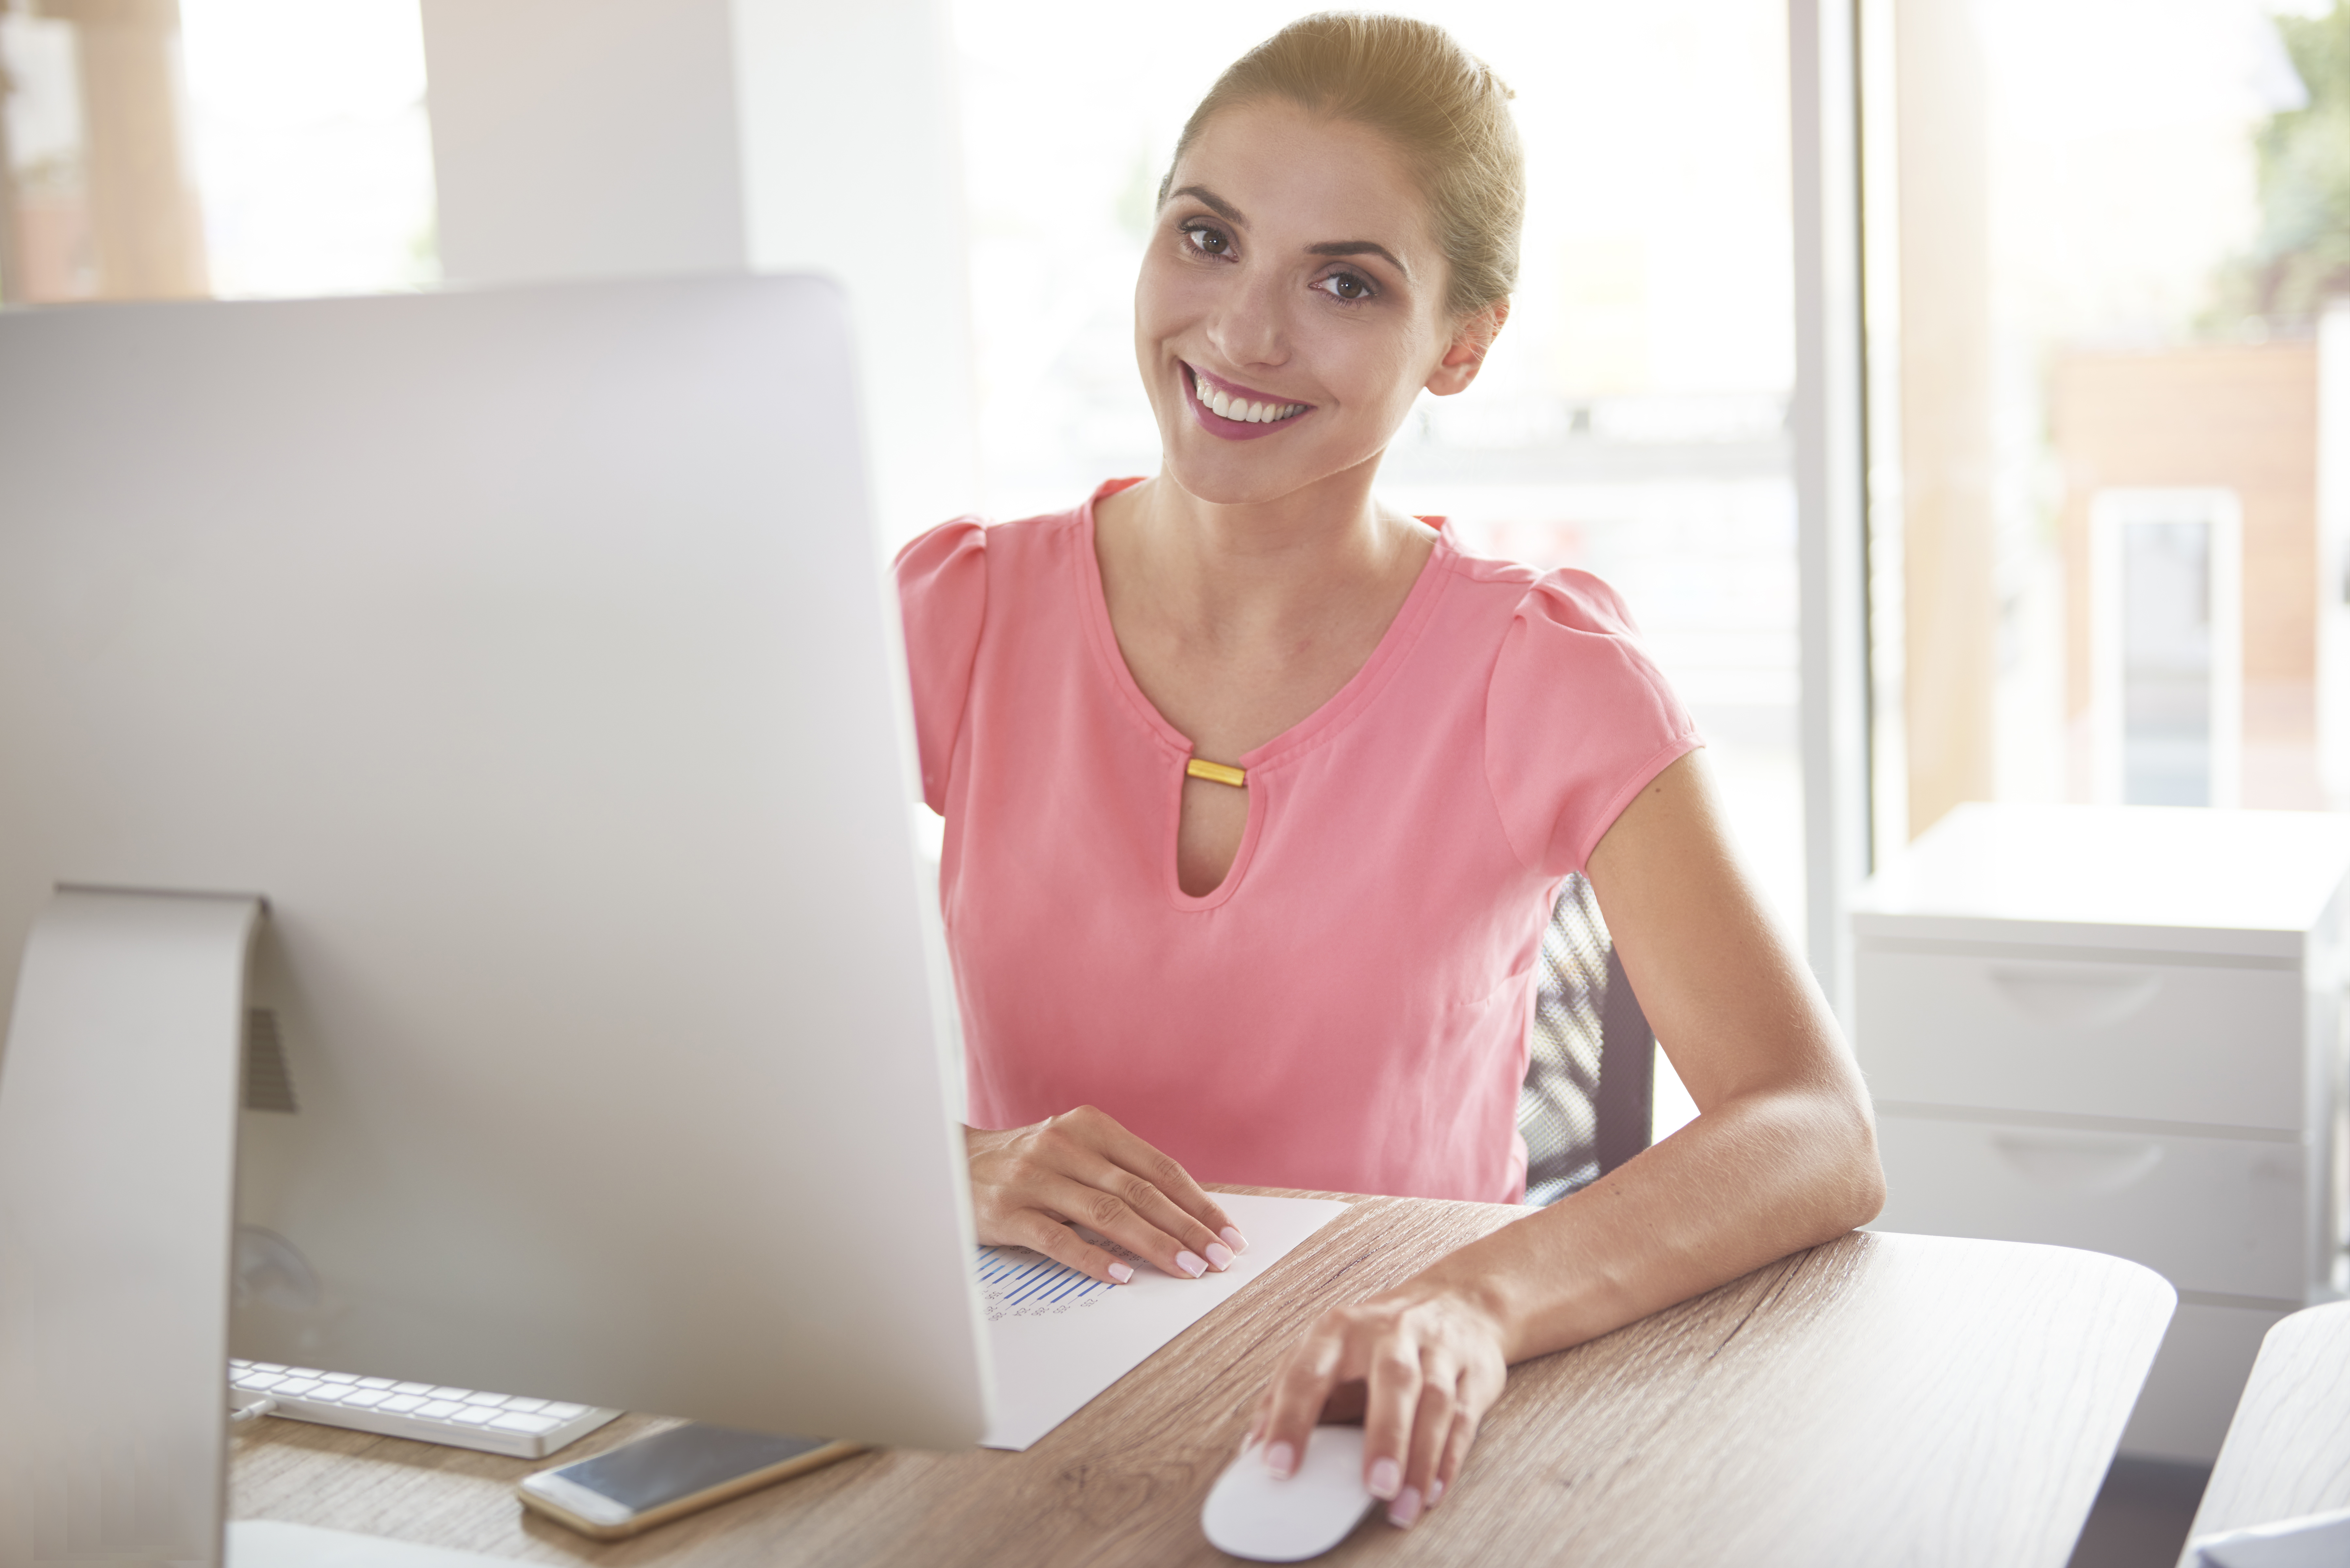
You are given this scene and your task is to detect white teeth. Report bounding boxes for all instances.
[1191,369,1304,423]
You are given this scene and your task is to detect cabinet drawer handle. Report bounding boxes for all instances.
[1991,1135,2164,1194]
[1984,966,2160,1029]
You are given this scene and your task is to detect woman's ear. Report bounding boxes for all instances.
[1425,300,1510,397]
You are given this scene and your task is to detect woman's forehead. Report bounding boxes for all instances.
[1168,100,1435,263]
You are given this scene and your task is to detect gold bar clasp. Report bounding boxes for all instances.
[1185,757,1247,789]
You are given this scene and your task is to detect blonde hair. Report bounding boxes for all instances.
[1159,12,1525,319]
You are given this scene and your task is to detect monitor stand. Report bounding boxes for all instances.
[0,888,259,1565]
[0,888,530,1568]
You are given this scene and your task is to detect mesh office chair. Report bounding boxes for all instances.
[1519,872,1655,1206]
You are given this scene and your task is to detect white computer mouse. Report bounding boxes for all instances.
[1200,1426,1379,1563]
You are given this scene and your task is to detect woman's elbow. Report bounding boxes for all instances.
[1765,1068,1884,1236]
[1823,1080,1887,1231]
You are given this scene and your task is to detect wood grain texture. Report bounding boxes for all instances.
[232,1192,2172,1567]
[2180,1300,2350,1561]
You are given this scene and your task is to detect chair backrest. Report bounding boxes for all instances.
[1520,873,1654,1206]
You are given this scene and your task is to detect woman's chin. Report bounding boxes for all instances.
[1156,431,1381,509]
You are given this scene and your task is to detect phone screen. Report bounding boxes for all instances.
[552,1424,826,1512]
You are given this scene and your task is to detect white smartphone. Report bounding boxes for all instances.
[517,1422,863,1539]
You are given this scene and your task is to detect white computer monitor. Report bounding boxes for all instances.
[0,277,990,1561]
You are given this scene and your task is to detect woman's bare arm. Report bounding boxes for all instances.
[1248,749,1884,1526]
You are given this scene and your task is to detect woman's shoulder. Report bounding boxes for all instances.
[1437,534,1698,876]
[893,485,1119,588]
[892,504,1065,573]
[1430,533,1646,648]
[893,512,989,586]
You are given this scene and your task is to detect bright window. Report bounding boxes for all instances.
[0,0,435,303]
[951,0,1807,959]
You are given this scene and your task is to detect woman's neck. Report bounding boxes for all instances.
[1097,464,1430,653]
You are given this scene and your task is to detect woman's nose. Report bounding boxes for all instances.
[1206,270,1288,370]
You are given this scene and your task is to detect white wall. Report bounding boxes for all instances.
[416,0,978,542]
[732,0,978,544]
[419,0,746,280]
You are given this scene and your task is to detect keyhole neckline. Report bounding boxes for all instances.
[1071,478,1454,911]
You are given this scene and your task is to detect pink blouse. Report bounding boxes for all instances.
[896,480,1699,1202]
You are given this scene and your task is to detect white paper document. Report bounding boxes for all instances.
[978,1191,1348,1450]
[2194,1506,2350,1568]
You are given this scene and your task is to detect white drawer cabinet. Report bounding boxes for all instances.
[1852,804,2350,1463]
[1856,948,2303,1130]
[1874,1115,2304,1299]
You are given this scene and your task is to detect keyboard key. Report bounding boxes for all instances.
[428,1387,471,1400]
[449,1407,497,1426]
[540,1403,587,1420]
[250,1362,287,1373]
[502,1398,547,1414]
[341,1389,392,1409]
[489,1412,560,1435]
[379,1395,426,1414]
[356,1377,397,1390]
[232,1372,283,1393]
[270,1379,322,1398]
[417,1400,462,1419]
[461,1391,508,1408]
[392,1382,434,1395]
[317,1372,360,1385]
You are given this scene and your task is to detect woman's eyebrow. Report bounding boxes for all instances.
[1167,185,1246,226]
[1308,240,1411,278]
[1168,185,1411,280]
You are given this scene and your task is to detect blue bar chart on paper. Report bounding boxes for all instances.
[973,1246,1124,1321]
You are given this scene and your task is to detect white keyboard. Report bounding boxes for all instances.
[228,1359,620,1458]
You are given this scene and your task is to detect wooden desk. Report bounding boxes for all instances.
[2179,1300,2350,1562]
[235,1191,2172,1567]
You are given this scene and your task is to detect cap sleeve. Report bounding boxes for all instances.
[1484,568,1701,878]
[893,518,989,815]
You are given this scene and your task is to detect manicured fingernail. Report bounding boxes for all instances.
[1175,1250,1207,1278]
[1264,1441,1296,1478]
[1387,1485,1423,1528]
[1204,1241,1235,1271]
[1427,1478,1445,1506]
[1367,1457,1401,1500]
[1107,1261,1134,1284]
[1220,1225,1249,1255]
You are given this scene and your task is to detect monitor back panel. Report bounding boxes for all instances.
[0,277,990,1448]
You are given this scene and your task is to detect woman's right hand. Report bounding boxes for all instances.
[966,1106,1249,1285]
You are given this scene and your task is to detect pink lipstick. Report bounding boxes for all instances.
[1183,363,1314,442]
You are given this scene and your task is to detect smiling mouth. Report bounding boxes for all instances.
[1186,364,1311,426]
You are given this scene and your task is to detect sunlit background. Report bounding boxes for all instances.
[181,0,435,296]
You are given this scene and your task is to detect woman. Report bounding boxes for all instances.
[898,12,1883,1531]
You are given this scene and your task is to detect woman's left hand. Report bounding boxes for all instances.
[1245,1274,1511,1529]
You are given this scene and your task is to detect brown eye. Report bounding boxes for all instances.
[1316,272,1373,302]
[1182,223,1231,257]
